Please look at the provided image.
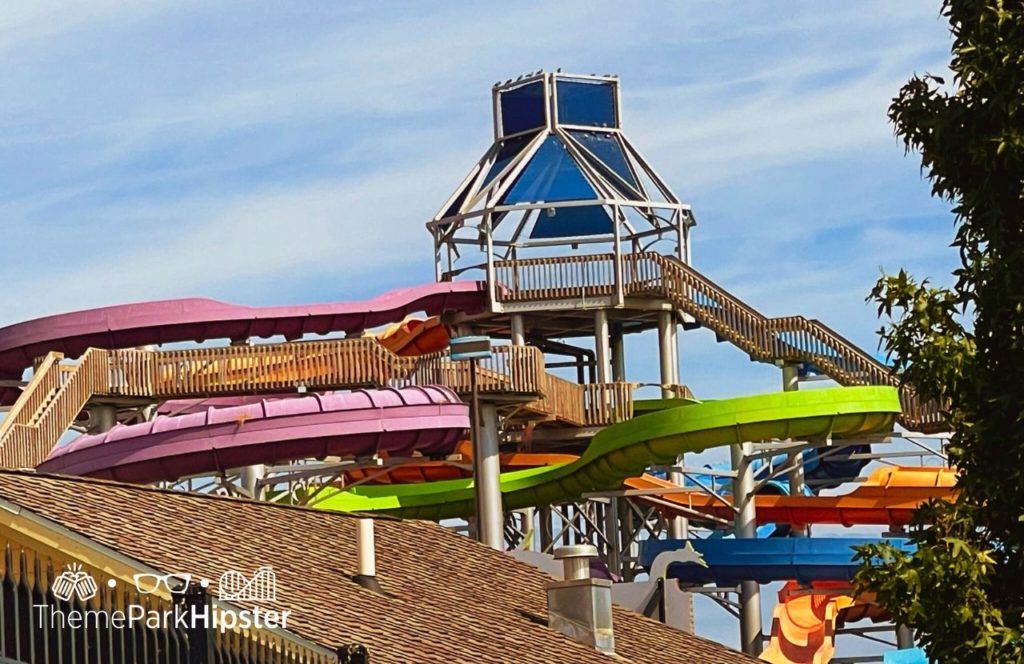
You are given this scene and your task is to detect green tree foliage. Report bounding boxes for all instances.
[853,1,1024,661]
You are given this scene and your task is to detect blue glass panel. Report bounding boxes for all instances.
[441,181,471,220]
[530,205,613,238]
[503,135,595,204]
[569,131,639,191]
[481,133,536,188]
[556,79,616,127]
[499,81,545,135]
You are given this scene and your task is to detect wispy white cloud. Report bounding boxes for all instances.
[0,0,958,382]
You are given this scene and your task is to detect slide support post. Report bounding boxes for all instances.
[732,441,763,657]
[782,362,808,536]
[240,464,266,500]
[896,624,914,649]
[510,314,525,346]
[610,323,625,382]
[659,310,688,539]
[603,496,622,577]
[88,405,117,434]
[471,359,505,550]
[594,310,611,383]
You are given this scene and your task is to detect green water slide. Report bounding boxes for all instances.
[310,386,901,520]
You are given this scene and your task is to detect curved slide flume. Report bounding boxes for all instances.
[640,538,915,664]
[310,386,902,520]
[331,452,955,528]
[630,466,957,527]
[37,386,468,483]
[761,581,856,664]
[0,282,486,382]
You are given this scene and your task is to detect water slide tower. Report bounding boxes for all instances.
[428,71,694,389]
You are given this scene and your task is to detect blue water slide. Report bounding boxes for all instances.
[641,537,915,585]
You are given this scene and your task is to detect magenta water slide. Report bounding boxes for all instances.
[0,281,487,382]
[37,386,468,484]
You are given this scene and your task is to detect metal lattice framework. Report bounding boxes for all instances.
[428,71,694,287]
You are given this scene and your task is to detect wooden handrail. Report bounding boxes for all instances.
[0,339,633,469]
[0,349,113,469]
[494,252,943,433]
[0,351,65,440]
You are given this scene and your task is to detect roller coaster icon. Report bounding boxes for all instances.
[217,566,277,602]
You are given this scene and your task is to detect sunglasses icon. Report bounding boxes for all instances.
[133,573,191,595]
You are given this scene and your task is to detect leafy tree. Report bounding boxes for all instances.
[853,1,1024,661]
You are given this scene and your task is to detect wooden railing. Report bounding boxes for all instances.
[494,252,944,433]
[1,350,114,469]
[0,339,633,468]
[0,352,66,442]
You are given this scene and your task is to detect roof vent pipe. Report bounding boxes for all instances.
[353,518,383,594]
[547,545,615,655]
[558,544,594,580]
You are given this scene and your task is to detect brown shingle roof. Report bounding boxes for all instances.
[0,470,755,664]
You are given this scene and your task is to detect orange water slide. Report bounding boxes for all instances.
[343,441,576,485]
[630,466,957,527]
[376,316,450,356]
[761,581,855,664]
[343,448,955,528]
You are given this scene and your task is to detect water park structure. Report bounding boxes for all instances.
[0,72,950,663]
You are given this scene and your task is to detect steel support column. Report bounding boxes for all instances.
[510,314,526,346]
[732,441,763,657]
[659,310,687,538]
[594,309,611,383]
[88,405,117,434]
[474,402,505,550]
[610,324,625,382]
[657,311,676,397]
[240,464,266,500]
[603,497,622,577]
[782,363,807,537]
[896,624,914,650]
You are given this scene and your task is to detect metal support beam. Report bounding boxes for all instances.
[240,464,266,500]
[521,507,537,551]
[594,309,611,383]
[657,310,675,397]
[782,363,808,537]
[510,314,526,346]
[668,313,679,386]
[658,310,687,538]
[473,384,505,549]
[603,497,622,577]
[539,506,554,552]
[732,441,763,657]
[610,324,626,382]
[88,405,117,434]
[896,624,914,649]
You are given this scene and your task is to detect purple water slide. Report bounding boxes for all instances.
[0,281,487,382]
[37,386,468,484]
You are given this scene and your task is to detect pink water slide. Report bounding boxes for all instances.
[37,386,468,484]
[0,281,487,380]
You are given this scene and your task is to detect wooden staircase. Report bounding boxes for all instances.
[0,340,633,469]
[495,252,943,433]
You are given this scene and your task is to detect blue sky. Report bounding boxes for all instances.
[2,0,955,653]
